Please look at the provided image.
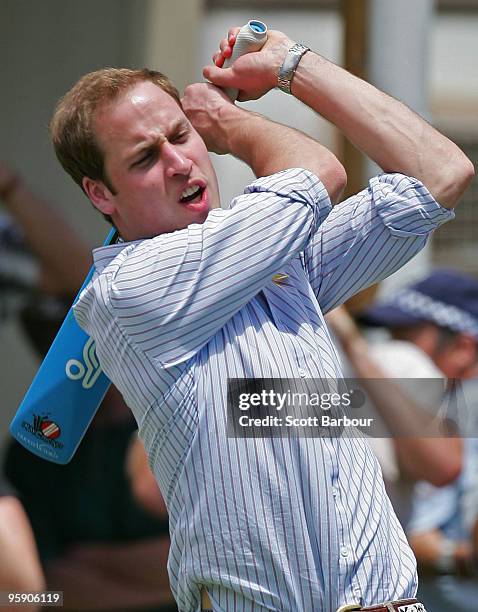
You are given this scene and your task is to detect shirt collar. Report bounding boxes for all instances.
[92,239,142,274]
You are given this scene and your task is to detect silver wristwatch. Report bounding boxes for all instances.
[277,42,310,94]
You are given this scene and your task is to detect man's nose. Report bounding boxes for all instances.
[163,143,192,178]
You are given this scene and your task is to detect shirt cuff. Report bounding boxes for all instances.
[237,168,333,233]
[371,173,455,237]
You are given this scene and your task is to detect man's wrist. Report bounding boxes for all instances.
[223,108,265,161]
[434,538,456,574]
[343,334,369,361]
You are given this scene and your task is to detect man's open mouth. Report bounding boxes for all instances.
[180,185,204,203]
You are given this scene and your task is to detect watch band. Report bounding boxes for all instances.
[277,42,310,94]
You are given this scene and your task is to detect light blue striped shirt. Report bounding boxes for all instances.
[75,169,453,611]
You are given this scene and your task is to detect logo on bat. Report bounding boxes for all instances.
[21,415,64,449]
[38,417,60,439]
[65,337,103,389]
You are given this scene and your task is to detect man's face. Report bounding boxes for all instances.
[89,81,220,240]
[393,322,477,378]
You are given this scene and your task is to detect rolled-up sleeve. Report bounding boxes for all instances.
[238,167,332,235]
[304,173,454,313]
[373,174,454,236]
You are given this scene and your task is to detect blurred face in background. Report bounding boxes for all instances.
[393,322,478,378]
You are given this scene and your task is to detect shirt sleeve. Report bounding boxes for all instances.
[407,481,457,534]
[77,168,331,368]
[303,173,455,313]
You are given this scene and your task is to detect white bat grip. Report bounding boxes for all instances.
[221,20,268,100]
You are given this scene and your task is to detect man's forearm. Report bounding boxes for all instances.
[222,107,346,203]
[204,30,474,209]
[290,51,474,209]
[341,333,462,486]
[409,530,474,577]
[0,165,92,293]
[325,307,462,486]
[181,83,346,204]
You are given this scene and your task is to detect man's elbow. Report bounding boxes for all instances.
[398,438,462,486]
[435,152,475,210]
[428,453,462,487]
[325,162,347,205]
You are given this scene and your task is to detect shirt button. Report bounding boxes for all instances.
[332,486,339,498]
[340,546,349,557]
[298,368,307,378]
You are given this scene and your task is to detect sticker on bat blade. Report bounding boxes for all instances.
[65,336,103,389]
[21,415,64,449]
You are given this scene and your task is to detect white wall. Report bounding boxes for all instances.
[431,13,478,101]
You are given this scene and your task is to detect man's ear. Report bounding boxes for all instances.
[82,176,115,217]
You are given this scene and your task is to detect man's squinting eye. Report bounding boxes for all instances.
[132,149,156,168]
[170,130,188,144]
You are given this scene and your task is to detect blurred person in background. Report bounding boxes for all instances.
[0,161,177,611]
[355,269,478,612]
[407,430,478,612]
[0,169,46,612]
[326,296,462,528]
[407,365,478,612]
[0,478,45,612]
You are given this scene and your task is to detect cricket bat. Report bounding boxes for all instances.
[9,20,268,464]
[9,228,119,463]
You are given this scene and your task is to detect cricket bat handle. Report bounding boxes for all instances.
[222,20,268,101]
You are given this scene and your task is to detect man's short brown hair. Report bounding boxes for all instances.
[50,68,181,217]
